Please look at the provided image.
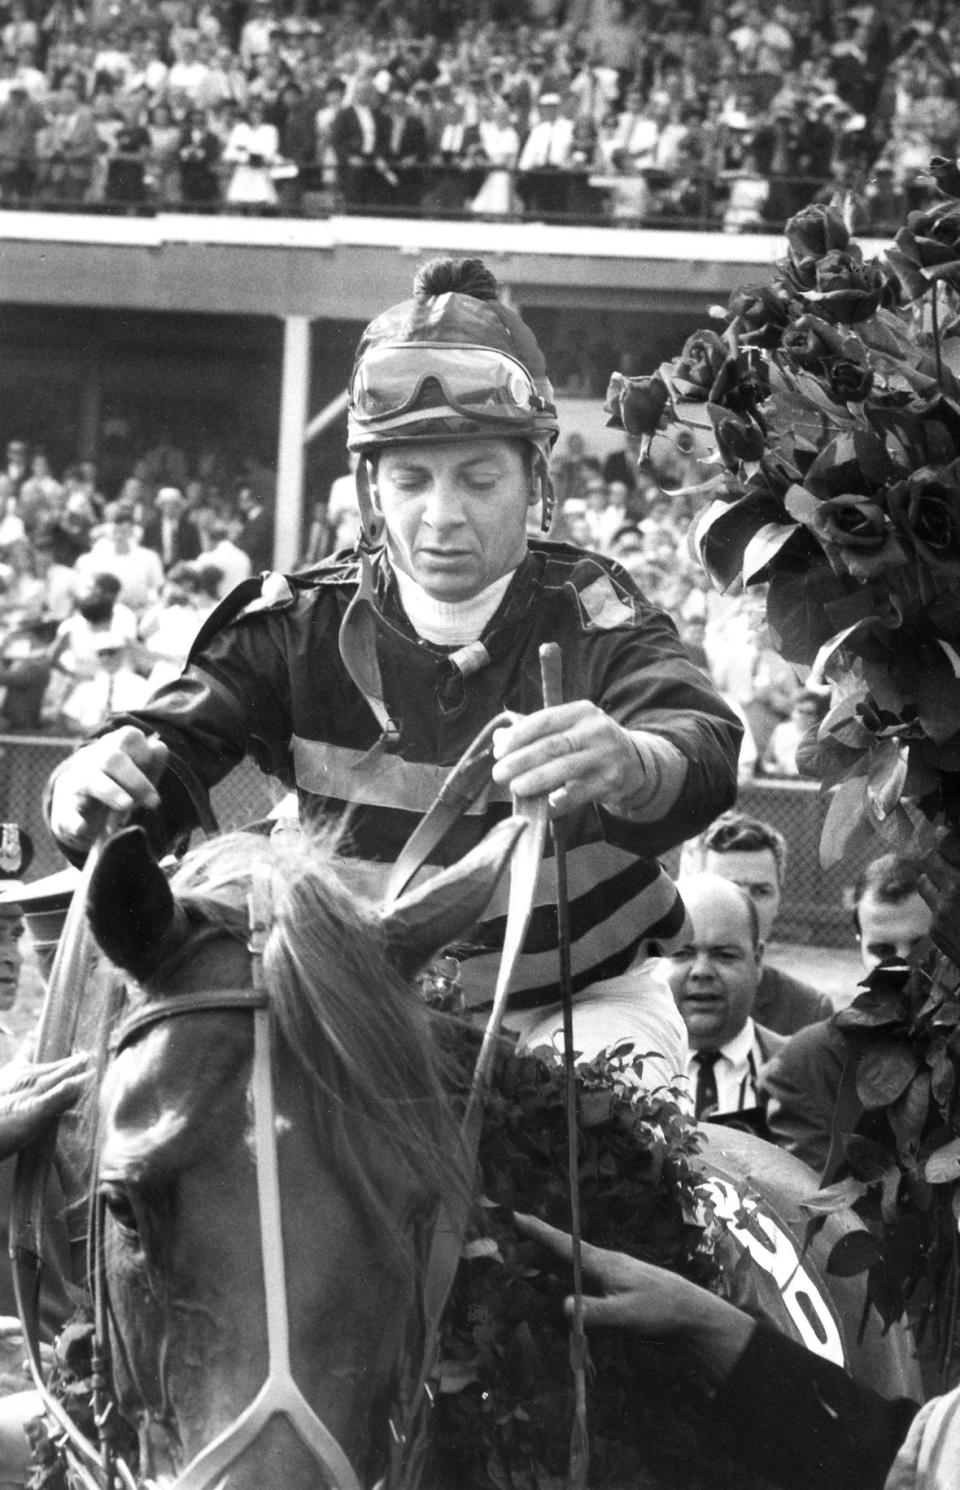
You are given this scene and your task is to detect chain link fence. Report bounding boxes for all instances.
[2,737,873,950]
[0,735,278,881]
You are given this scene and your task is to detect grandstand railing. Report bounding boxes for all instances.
[4,733,871,950]
[0,158,932,233]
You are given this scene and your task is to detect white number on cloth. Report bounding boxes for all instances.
[699,1178,845,1365]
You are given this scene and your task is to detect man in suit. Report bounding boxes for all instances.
[329,75,391,209]
[142,486,202,571]
[516,91,573,218]
[665,873,784,1133]
[761,853,934,1175]
[694,811,834,1035]
[176,106,223,206]
[427,89,483,213]
[233,483,274,572]
[382,81,430,211]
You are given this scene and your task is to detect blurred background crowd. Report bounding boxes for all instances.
[0,0,954,229]
[0,417,824,782]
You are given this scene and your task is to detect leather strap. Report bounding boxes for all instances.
[111,988,269,1053]
[160,1006,364,1490]
[383,710,515,906]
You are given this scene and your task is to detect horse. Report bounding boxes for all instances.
[30,817,919,1490]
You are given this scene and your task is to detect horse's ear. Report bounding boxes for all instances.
[87,826,188,982]
[379,816,526,981]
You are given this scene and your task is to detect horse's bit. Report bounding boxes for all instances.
[86,868,367,1490]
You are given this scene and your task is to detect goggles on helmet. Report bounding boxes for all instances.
[350,343,550,432]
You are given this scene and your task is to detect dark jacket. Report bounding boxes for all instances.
[754,963,834,1037]
[53,542,740,1011]
[234,505,274,570]
[141,513,203,568]
[711,1320,917,1490]
[329,103,390,163]
[760,1016,893,1176]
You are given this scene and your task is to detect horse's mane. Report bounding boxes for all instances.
[92,827,471,1259]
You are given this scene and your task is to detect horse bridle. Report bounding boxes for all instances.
[86,868,368,1490]
[20,720,545,1490]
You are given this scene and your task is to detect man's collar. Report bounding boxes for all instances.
[690,1016,756,1066]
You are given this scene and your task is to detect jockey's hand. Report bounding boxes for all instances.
[513,1212,754,1383]
[490,704,682,820]
[0,1051,91,1162]
[47,726,169,853]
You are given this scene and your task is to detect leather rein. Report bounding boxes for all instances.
[15,718,548,1490]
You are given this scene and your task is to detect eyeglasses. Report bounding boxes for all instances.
[351,344,544,429]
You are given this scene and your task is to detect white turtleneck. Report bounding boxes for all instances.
[392,564,517,646]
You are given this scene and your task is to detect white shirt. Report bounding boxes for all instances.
[205,538,252,598]
[75,540,164,614]
[60,666,150,734]
[166,60,212,101]
[56,605,138,676]
[518,115,573,170]
[685,1017,765,1116]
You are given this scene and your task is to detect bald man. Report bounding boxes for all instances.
[664,874,785,1129]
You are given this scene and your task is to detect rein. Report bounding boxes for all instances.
[18,718,555,1490]
[11,813,139,1490]
[88,869,366,1490]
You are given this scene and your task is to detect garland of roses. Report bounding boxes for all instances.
[603,186,960,1386]
[427,1043,770,1490]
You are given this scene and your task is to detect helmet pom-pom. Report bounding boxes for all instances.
[413,256,500,303]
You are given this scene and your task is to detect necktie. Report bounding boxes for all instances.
[694,1049,720,1119]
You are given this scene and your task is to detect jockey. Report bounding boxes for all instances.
[46,256,741,1078]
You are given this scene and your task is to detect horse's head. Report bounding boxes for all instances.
[87,818,524,1490]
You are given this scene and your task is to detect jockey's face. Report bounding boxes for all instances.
[666,877,763,1050]
[375,438,537,602]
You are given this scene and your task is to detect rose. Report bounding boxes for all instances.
[708,347,770,415]
[802,250,886,323]
[887,464,960,577]
[726,283,793,349]
[784,203,851,263]
[810,496,908,583]
[780,313,847,370]
[603,371,669,437]
[710,409,766,468]
[779,204,852,293]
[672,330,726,400]
[828,359,874,403]
[887,205,960,303]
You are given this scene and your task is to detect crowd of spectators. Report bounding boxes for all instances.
[0,0,955,230]
[0,432,275,736]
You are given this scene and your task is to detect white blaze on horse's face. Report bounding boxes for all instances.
[97,932,415,1490]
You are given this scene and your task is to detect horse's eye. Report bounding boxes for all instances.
[101,1185,140,1240]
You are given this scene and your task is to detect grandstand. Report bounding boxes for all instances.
[0,0,954,928]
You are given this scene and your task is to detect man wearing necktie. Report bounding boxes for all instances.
[142,486,201,572]
[664,873,784,1135]
[517,92,573,218]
